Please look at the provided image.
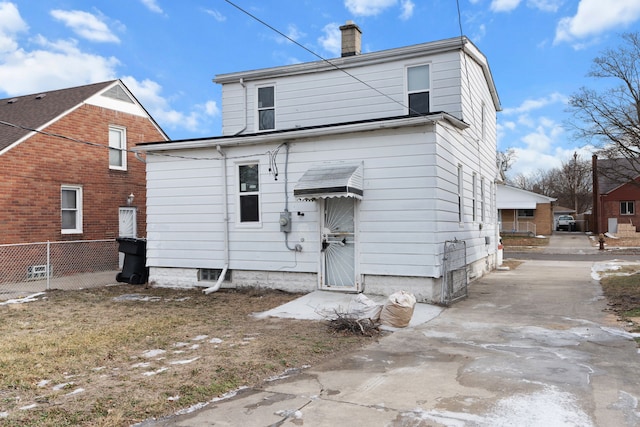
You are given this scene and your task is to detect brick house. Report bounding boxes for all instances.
[592,155,640,235]
[497,184,556,236]
[0,80,168,245]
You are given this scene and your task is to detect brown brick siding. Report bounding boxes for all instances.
[1,104,165,244]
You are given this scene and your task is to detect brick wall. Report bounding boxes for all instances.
[0,104,165,244]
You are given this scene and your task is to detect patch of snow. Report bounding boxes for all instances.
[192,335,208,341]
[143,367,169,376]
[37,379,50,388]
[141,349,166,358]
[52,382,74,391]
[113,294,161,302]
[19,404,38,410]
[92,366,106,372]
[167,395,180,401]
[131,362,151,368]
[605,232,619,239]
[0,292,46,305]
[66,388,84,396]
[173,342,189,348]
[209,338,223,344]
[169,357,200,365]
[0,411,8,418]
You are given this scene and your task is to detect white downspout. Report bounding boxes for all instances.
[204,145,230,294]
[234,78,247,136]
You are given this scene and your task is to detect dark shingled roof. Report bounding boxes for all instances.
[596,157,640,194]
[0,80,116,152]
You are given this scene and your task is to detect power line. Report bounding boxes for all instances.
[222,0,425,116]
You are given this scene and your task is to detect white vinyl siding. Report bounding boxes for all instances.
[218,50,464,136]
[61,185,82,234]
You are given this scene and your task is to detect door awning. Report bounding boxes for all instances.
[294,162,363,200]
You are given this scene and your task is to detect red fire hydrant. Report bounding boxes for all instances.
[598,233,605,251]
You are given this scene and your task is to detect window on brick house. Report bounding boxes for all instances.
[621,201,635,215]
[109,126,127,170]
[407,64,430,115]
[518,209,535,217]
[61,185,82,234]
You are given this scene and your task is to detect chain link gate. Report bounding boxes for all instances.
[442,239,468,306]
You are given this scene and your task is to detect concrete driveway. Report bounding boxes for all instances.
[140,237,640,426]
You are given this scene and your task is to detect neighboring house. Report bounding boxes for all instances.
[592,155,640,234]
[0,80,168,245]
[496,184,556,236]
[138,23,501,303]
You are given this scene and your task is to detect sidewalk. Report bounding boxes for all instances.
[139,258,640,427]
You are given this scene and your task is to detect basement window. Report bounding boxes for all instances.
[199,269,231,282]
[27,265,52,280]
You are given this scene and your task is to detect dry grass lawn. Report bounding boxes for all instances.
[0,285,379,426]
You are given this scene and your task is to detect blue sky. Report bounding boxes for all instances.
[1,0,640,178]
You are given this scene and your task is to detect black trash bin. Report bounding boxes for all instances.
[570,222,578,232]
[116,237,148,284]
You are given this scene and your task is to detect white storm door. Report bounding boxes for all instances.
[118,207,137,267]
[321,197,357,291]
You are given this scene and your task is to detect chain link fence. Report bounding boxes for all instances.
[0,239,120,301]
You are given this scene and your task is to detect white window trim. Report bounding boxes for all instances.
[621,201,635,215]
[256,84,276,132]
[61,185,83,234]
[236,162,262,228]
[472,172,477,222]
[109,125,127,171]
[480,177,486,222]
[406,63,431,115]
[457,164,464,224]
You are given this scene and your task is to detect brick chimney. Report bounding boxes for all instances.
[339,21,362,57]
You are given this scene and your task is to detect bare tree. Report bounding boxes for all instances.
[567,32,640,185]
[497,148,516,181]
[508,153,592,213]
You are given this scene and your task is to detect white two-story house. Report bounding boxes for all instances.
[137,22,501,304]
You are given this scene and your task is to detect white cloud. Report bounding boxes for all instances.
[275,24,306,44]
[0,36,119,95]
[121,77,218,133]
[554,0,640,45]
[0,2,27,53]
[502,92,567,116]
[400,0,415,20]
[527,0,562,13]
[204,9,226,22]
[490,0,521,13]
[140,0,163,14]
[50,9,120,43]
[344,0,397,17]
[318,23,341,57]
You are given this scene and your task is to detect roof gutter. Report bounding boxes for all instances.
[136,113,468,152]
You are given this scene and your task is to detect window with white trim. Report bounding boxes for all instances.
[621,201,635,215]
[480,177,486,222]
[472,173,477,222]
[61,185,82,233]
[109,126,127,170]
[407,64,430,115]
[457,164,463,223]
[257,86,275,130]
[238,163,260,223]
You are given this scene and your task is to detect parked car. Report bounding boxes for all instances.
[556,215,576,231]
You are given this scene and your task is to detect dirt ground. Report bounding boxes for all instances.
[0,285,380,426]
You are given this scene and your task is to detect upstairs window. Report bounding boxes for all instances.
[621,201,635,215]
[238,163,260,223]
[407,64,430,115]
[257,86,275,130]
[109,126,127,170]
[61,185,82,234]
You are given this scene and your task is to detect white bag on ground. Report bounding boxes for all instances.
[348,293,382,321]
[380,291,416,328]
